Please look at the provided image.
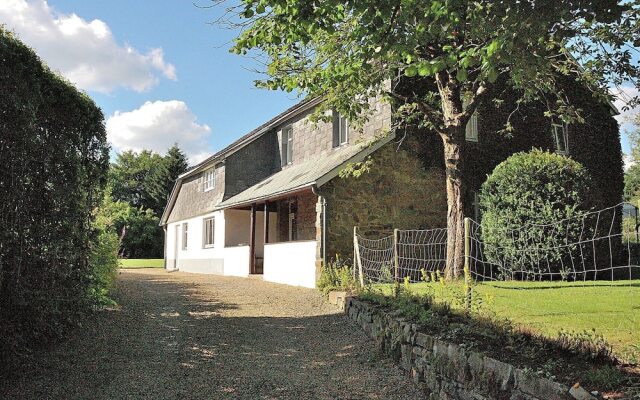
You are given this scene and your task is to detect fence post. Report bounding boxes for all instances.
[464,217,472,311]
[393,228,400,282]
[354,226,365,287]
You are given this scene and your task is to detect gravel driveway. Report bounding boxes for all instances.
[2,269,422,399]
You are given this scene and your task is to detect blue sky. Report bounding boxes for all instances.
[1,0,637,164]
[0,0,300,163]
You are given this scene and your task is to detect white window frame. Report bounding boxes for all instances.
[465,112,479,142]
[182,223,188,250]
[551,123,569,154]
[281,126,294,166]
[202,217,215,248]
[333,112,349,146]
[203,167,216,192]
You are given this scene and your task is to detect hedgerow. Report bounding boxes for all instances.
[0,28,110,363]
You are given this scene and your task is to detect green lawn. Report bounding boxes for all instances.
[119,259,165,269]
[375,280,640,357]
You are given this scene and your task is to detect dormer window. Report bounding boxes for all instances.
[203,167,215,191]
[551,123,568,154]
[281,126,293,166]
[332,110,348,147]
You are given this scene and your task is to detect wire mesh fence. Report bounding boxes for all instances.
[354,202,640,284]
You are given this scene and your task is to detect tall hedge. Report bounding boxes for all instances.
[479,150,593,279]
[0,29,109,360]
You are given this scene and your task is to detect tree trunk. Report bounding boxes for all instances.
[442,131,466,279]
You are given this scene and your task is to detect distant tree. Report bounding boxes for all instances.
[220,0,640,277]
[148,144,189,216]
[625,115,640,203]
[99,189,163,258]
[109,150,163,210]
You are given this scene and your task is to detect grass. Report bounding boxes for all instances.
[373,280,640,358]
[118,259,164,269]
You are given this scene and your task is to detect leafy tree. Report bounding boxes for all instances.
[625,114,640,202]
[109,149,163,210]
[148,144,189,216]
[219,0,640,277]
[99,189,163,259]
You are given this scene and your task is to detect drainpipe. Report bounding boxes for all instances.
[311,185,327,264]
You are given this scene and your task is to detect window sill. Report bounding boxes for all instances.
[203,244,215,249]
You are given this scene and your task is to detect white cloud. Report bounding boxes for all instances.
[106,101,213,164]
[0,0,176,92]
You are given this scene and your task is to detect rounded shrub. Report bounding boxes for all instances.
[479,149,593,279]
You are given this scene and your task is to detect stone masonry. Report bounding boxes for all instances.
[346,298,576,400]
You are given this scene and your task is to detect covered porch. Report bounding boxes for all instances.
[222,188,323,288]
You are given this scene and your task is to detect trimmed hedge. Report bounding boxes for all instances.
[479,150,592,278]
[0,29,109,362]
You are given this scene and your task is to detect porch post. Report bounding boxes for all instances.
[249,203,256,274]
[264,202,269,244]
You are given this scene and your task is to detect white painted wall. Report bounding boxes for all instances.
[223,245,250,277]
[224,209,277,257]
[263,240,318,288]
[165,210,226,273]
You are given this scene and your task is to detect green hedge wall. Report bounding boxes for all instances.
[0,29,109,362]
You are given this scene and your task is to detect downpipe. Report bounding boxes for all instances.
[311,185,327,265]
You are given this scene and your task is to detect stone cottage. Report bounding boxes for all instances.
[160,84,623,288]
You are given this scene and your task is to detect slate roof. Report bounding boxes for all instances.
[215,134,394,209]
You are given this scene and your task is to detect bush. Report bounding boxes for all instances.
[317,256,359,294]
[0,29,109,363]
[479,149,592,279]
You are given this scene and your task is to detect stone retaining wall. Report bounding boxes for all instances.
[345,297,577,400]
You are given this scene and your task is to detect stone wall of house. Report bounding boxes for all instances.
[346,298,574,400]
[319,139,448,260]
[274,191,318,242]
[167,163,225,223]
[276,98,392,166]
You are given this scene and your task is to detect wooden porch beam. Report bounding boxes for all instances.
[249,203,256,274]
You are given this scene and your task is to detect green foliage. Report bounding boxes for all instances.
[479,150,592,278]
[107,145,187,258]
[109,150,164,211]
[0,28,109,362]
[317,256,359,295]
[98,190,162,259]
[556,329,613,361]
[228,0,639,130]
[88,225,119,307]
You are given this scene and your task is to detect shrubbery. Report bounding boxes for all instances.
[0,29,110,362]
[317,256,359,294]
[479,149,592,279]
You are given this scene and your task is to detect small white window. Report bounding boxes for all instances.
[281,127,293,166]
[333,111,349,147]
[203,217,215,248]
[465,112,479,142]
[182,223,188,250]
[203,167,216,192]
[551,123,568,154]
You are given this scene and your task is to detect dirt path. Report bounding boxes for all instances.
[2,269,422,399]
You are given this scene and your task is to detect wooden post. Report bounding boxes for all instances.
[264,202,269,245]
[464,217,471,311]
[249,203,256,274]
[393,228,400,282]
[354,226,364,287]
